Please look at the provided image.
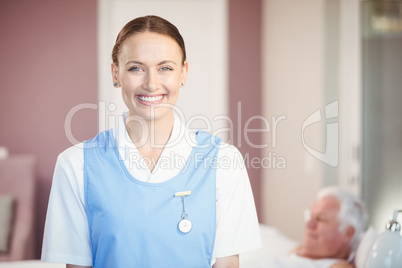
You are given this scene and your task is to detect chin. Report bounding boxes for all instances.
[131,108,172,121]
[303,239,319,251]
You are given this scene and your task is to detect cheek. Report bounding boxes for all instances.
[163,77,181,94]
[162,73,180,85]
[320,226,342,243]
[121,78,145,95]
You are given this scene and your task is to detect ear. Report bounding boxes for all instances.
[111,63,120,87]
[180,61,189,85]
[342,226,355,243]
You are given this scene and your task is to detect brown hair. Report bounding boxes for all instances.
[112,15,186,66]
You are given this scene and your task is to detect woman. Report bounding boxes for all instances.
[42,15,261,268]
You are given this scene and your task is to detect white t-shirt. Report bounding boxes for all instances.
[41,113,262,266]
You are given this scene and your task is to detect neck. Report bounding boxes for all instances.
[125,111,175,150]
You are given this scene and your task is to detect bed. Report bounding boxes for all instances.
[0,224,376,268]
[240,224,377,268]
[240,224,298,267]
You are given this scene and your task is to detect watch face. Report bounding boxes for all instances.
[178,219,192,233]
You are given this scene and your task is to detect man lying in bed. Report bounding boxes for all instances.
[288,186,368,268]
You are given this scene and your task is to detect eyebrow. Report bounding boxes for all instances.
[125,60,177,66]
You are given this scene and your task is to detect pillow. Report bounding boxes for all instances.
[354,226,378,268]
[0,195,15,253]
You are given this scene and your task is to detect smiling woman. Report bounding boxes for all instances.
[112,32,187,124]
[41,15,261,268]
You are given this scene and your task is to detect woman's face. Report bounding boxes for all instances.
[112,32,187,121]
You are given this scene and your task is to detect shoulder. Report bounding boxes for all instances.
[57,143,84,170]
[216,141,245,164]
[217,140,241,155]
[215,141,249,184]
[215,141,253,200]
[51,144,86,207]
[194,131,245,168]
[215,142,249,190]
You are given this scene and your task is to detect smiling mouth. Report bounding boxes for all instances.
[137,94,165,105]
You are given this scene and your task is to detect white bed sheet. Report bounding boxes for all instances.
[240,224,377,268]
[240,224,298,268]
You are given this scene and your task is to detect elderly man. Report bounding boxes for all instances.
[290,186,368,268]
[240,187,368,267]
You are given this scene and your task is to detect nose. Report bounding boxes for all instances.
[144,70,160,92]
[306,218,317,229]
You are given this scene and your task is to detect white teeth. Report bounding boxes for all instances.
[139,95,163,102]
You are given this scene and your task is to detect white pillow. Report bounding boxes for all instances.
[354,226,378,268]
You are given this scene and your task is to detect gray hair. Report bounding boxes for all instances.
[317,186,368,255]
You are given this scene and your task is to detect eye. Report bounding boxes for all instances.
[316,215,329,223]
[128,66,142,72]
[160,66,173,71]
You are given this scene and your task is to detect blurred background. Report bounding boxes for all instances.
[0,0,401,261]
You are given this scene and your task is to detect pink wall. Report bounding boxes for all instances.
[0,0,262,258]
[0,0,98,257]
[228,0,263,219]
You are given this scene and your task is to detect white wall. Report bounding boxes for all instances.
[361,0,402,232]
[261,0,326,241]
[98,0,228,138]
[261,0,364,242]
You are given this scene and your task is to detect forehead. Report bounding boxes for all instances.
[118,32,182,63]
[311,196,341,214]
